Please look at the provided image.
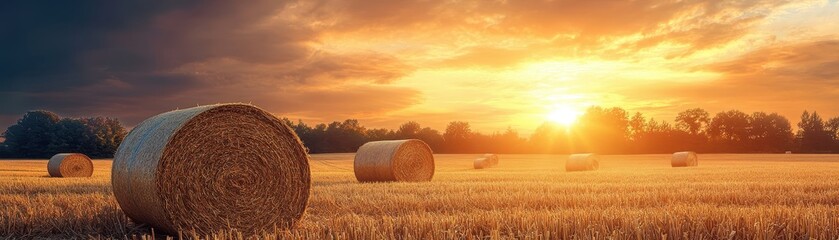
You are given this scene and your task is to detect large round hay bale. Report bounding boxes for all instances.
[671,151,698,167]
[474,154,499,169]
[354,139,434,182]
[111,103,311,235]
[47,153,93,177]
[566,153,599,172]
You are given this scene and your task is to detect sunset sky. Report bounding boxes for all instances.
[2,0,838,134]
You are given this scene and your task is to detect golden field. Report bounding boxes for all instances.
[2,154,839,239]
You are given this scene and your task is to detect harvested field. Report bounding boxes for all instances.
[2,154,839,239]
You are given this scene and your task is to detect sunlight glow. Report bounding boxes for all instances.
[546,106,583,126]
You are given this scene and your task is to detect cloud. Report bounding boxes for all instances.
[433,47,534,69]
[304,0,801,61]
[0,0,833,133]
[624,40,839,121]
[0,0,418,129]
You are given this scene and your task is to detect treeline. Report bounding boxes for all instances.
[3,107,839,158]
[0,111,126,158]
[281,119,526,154]
[283,107,839,154]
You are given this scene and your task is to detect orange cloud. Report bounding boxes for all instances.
[1,0,836,134]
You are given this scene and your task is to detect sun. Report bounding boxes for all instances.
[546,107,582,126]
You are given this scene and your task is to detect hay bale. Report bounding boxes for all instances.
[111,103,310,235]
[566,153,599,172]
[474,158,491,169]
[671,151,698,167]
[354,139,434,182]
[474,154,499,169]
[785,151,792,154]
[483,154,499,166]
[47,153,93,177]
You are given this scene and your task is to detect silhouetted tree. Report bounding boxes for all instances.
[748,112,793,152]
[366,128,395,142]
[416,127,444,152]
[443,121,472,153]
[396,121,422,139]
[675,108,710,135]
[708,110,751,152]
[319,120,367,152]
[797,111,833,153]
[81,117,127,158]
[826,117,839,150]
[3,111,61,158]
[628,112,646,142]
[2,111,126,158]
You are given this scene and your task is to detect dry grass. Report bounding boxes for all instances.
[2,154,839,239]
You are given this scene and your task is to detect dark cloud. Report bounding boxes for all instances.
[0,0,417,130]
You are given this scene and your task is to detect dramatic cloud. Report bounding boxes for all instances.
[1,0,836,133]
[0,0,416,129]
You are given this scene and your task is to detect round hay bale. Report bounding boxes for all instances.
[47,153,93,177]
[474,157,490,169]
[483,154,499,166]
[111,103,311,235]
[566,153,599,172]
[354,139,434,182]
[474,154,499,169]
[671,151,698,167]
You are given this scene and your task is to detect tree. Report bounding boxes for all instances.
[51,118,90,154]
[416,127,444,152]
[495,127,526,153]
[396,121,422,139]
[633,118,684,153]
[797,111,833,153]
[748,112,793,152]
[572,107,629,153]
[675,108,710,135]
[707,110,751,152]
[366,128,394,141]
[443,121,472,153]
[83,117,128,157]
[0,139,8,158]
[3,110,61,158]
[2,111,127,158]
[825,117,839,146]
[628,112,646,141]
[529,122,566,153]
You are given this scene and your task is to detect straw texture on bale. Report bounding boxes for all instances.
[47,153,93,177]
[671,151,699,167]
[474,154,499,169]
[111,103,311,235]
[354,139,434,182]
[566,153,600,172]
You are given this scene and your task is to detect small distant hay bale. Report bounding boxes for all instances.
[111,103,311,235]
[47,153,93,177]
[474,154,499,169]
[785,151,793,154]
[566,153,600,172]
[354,139,434,182]
[671,151,699,167]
